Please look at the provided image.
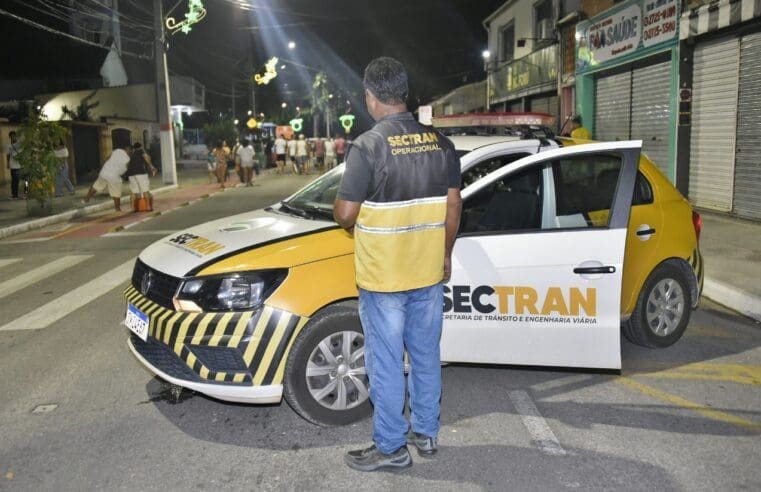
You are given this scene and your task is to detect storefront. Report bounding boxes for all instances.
[576,0,680,181]
[679,0,761,220]
[488,43,560,129]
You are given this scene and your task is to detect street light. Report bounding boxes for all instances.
[482,50,491,60]
[288,41,296,50]
[247,110,252,115]
[234,119,239,125]
[328,93,334,99]
[281,102,287,108]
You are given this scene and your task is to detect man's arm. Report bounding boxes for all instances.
[333,200,361,232]
[443,188,462,282]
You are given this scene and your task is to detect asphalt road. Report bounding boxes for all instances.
[0,173,759,491]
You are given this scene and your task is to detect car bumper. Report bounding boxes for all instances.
[124,285,310,402]
[127,336,283,403]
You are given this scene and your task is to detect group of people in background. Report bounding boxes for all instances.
[206,138,265,189]
[273,134,347,175]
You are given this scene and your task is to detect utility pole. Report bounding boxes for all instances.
[231,81,236,120]
[153,0,177,185]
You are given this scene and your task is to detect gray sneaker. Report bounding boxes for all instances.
[407,431,438,457]
[344,444,412,472]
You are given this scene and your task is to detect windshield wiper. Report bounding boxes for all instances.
[279,200,313,219]
[300,204,335,221]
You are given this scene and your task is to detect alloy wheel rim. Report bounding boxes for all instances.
[306,330,369,411]
[645,278,685,336]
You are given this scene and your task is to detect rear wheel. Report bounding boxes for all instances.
[283,305,372,426]
[624,263,692,348]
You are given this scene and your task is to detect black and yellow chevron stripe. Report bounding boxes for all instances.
[688,248,704,292]
[124,286,309,386]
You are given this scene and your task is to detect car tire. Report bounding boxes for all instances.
[624,263,692,348]
[283,304,372,426]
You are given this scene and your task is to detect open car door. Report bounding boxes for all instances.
[440,141,642,369]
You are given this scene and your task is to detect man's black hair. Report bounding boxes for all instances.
[133,142,142,149]
[9,131,16,137]
[363,57,408,105]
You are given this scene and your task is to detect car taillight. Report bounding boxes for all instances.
[692,211,702,242]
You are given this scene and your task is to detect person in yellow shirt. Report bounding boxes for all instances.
[570,115,592,140]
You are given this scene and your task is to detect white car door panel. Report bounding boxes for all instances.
[440,141,642,369]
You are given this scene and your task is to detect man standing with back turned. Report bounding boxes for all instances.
[334,57,462,472]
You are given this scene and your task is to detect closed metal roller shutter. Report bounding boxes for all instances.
[594,71,631,142]
[734,32,761,220]
[690,37,739,212]
[529,94,559,131]
[631,61,671,176]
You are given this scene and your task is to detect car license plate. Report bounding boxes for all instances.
[125,303,149,341]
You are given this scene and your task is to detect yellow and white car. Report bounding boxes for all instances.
[124,118,703,425]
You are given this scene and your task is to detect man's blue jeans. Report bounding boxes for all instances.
[358,283,443,454]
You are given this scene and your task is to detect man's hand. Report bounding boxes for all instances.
[443,255,452,282]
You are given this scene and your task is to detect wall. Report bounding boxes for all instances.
[485,0,544,63]
[37,84,157,122]
[430,81,487,116]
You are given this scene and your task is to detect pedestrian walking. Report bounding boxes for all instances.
[54,140,75,197]
[206,144,216,183]
[287,136,298,174]
[125,142,157,211]
[5,131,22,199]
[82,144,133,212]
[222,140,234,183]
[334,135,346,164]
[274,134,287,174]
[213,140,230,189]
[296,134,308,174]
[236,138,256,186]
[324,137,336,170]
[333,57,462,472]
[314,137,325,173]
[231,137,244,183]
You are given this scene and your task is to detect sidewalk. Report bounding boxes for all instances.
[698,211,761,321]
[0,160,218,239]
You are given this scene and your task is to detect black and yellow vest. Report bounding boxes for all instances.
[351,112,455,292]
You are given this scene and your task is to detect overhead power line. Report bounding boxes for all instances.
[0,6,152,60]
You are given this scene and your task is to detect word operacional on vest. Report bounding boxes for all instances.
[387,132,442,156]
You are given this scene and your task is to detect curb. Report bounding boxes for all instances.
[106,188,224,233]
[703,278,761,322]
[0,184,178,240]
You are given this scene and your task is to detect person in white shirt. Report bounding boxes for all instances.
[5,131,22,199]
[236,139,257,186]
[296,134,308,174]
[324,138,336,170]
[274,135,287,174]
[82,144,133,211]
[287,137,298,174]
[54,140,75,197]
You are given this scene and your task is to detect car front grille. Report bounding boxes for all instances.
[131,258,182,309]
[130,334,202,382]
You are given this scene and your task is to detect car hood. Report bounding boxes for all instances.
[139,207,339,278]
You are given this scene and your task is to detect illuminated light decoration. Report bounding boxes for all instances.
[246,118,258,129]
[166,0,207,36]
[289,118,304,133]
[254,57,279,85]
[339,114,355,134]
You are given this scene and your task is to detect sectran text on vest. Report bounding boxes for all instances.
[387,132,442,156]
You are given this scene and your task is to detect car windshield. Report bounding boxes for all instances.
[280,165,344,220]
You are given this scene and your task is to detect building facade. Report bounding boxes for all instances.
[678,0,761,220]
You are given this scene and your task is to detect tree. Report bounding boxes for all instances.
[61,91,100,122]
[17,110,68,209]
[202,119,237,148]
[304,72,341,137]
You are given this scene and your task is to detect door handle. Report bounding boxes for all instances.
[636,227,656,236]
[573,266,616,275]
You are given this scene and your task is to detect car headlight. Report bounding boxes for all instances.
[173,269,288,312]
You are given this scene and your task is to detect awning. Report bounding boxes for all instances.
[680,0,760,40]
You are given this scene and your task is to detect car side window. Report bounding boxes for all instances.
[633,172,654,206]
[548,153,622,229]
[459,165,544,234]
[461,153,532,189]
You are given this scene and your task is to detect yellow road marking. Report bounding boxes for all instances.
[630,363,761,386]
[615,377,761,431]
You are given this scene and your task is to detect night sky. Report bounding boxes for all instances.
[0,0,504,131]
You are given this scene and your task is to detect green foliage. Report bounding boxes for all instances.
[61,91,100,122]
[16,110,68,206]
[202,119,237,148]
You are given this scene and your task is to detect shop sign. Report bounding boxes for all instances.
[489,44,558,101]
[576,0,678,73]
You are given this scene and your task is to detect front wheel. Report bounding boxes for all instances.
[624,263,692,348]
[283,305,372,426]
